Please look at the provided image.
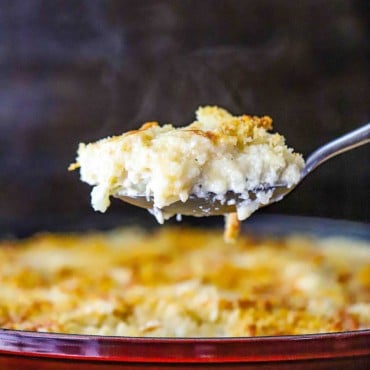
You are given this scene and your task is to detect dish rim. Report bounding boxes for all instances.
[0,328,369,363]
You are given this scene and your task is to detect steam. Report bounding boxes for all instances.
[85,1,126,136]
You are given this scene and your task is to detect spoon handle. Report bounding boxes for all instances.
[302,122,370,177]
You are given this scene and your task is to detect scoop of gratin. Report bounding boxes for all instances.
[70,106,304,241]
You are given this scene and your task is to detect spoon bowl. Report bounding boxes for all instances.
[116,184,292,216]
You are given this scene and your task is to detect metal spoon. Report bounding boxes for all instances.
[116,123,370,216]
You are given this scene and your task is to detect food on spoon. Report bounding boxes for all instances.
[70,106,304,240]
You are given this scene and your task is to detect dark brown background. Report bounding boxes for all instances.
[0,0,369,236]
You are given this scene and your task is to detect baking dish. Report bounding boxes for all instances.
[0,215,369,369]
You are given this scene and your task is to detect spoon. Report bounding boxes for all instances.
[116,123,370,216]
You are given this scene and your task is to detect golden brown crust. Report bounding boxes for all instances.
[183,129,219,142]
[123,122,158,137]
[0,227,368,336]
[68,162,80,171]
[224,213,240,243]
[139,121,159,130]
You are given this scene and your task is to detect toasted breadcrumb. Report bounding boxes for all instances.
[224,213,240,243]
[0,227,369,337]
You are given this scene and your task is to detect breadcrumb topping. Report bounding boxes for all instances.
[0,228,369,337]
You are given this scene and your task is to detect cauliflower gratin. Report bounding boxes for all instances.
[70,106,304,241]
[0,227,369,337]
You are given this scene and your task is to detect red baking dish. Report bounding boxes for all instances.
[0,215,369,369]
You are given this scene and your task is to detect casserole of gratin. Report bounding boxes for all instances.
[1,226,369,337]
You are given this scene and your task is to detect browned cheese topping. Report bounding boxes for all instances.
[0,227,369,337]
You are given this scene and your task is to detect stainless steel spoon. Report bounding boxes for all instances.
[116,123,370,216]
